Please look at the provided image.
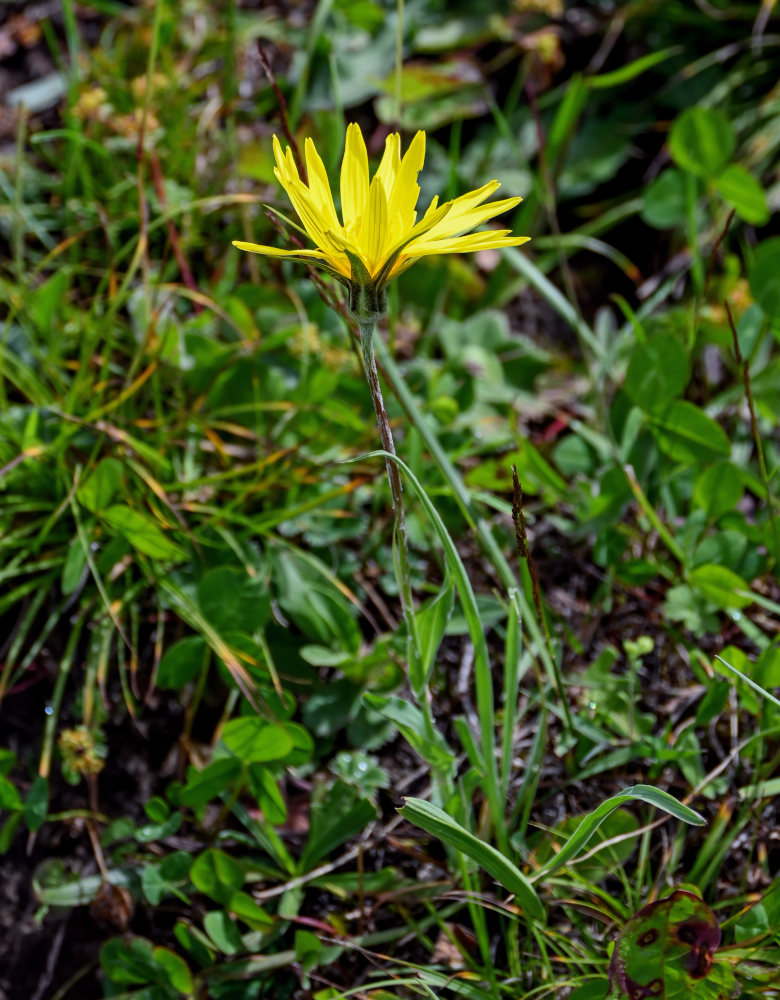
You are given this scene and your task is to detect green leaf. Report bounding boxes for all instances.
[641,169,688,229]
[61,535,89,595]
[190,849,244,905]
[0,776,21,812]
[229,890,273,928]
[102,505,185,561]
[363,694,455,773]
[693,462,743,521]
[624,332,690,412]
[587,46,681,89]
[0,812,22,854]
[198,566,271,634]
[100,936,159,985]
[398,796,544,922]
[714,164,770,225]
[203,909,243,955]
[157,636,207,689]
[689,564,752,609]
[669,107,735,178]
[535,785,705,879]
[410,575,454,697]
[221,718,294,764]
[179,757,241,808]
[77,458,124,513]
[606,890,735,999]
[23,775,49,832]
[649,401,730,463]
[749,237,780,320]
[152,947,193,993]
[0,750,15,779]
[29,271,69,335]
[300,780,377,871]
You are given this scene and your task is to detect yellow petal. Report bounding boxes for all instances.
[340,123,369,228]
[375,132,401,201]
[387,130,425,233]
[405,231,530,259]
[304,137,341,231]
[423,197,523,243]
[232,241,328,260]
[361,175,389,272]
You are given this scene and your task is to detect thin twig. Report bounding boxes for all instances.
[725,299,779,567]
[511,466,545,635]
[358,320,420,669]
[149,150,201,310]
[257,44,307,183]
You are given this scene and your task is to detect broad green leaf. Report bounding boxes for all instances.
[624,333,690,412]
[229,890,273,927]
[102,505,185,561]
[61,535,89,595]
[152,947,193,993]
[157,636,207,689]
[0,813,22,854]
[179,757,241,808]
[77,458,124,513]
[0,751,15,779]
[203,909,243,954]
[0,776,21,812]
[190,849,244,905]
[197,566,271,634]
[300,780,377,871]
[398,796,544,922]
[606,890,735,999]
[641,169,688,229]
[714,164,770,225]
[689,564,752,609]
[23,775,49,832]
[749,237,780,320]
[410,575,454,697]
[669,107,734,178]
[693,462,743,521]
[221,718,294,764]
[29,271,69,335]
[535,785,705,878]
[100,937,159,985]
[650,401,730,463]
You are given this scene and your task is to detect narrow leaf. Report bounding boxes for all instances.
[398,796,544,922]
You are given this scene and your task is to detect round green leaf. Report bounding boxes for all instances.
[624,332,690,412]
[715,164,770,225]
[689,564,752,609]
[749,237,780,320]
[222,718,294,764]
[650,401,730,462]
[669,107,735,178]
[198,566,271,634]
[152,946,193,993]
[157,636,207,689]
[100,937,158,985]
[76,458,124,513]
[693,461,744,520]
[190,848,244,905]
[641,169,688,229]
[203,909,243,955]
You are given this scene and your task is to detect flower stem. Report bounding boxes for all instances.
[358,319,421,669]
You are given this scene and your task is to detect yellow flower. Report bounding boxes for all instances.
[233,123,529,313]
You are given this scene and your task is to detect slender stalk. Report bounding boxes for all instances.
[358,320,421,668]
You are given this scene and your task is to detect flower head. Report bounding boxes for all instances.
[233,123,529,317]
